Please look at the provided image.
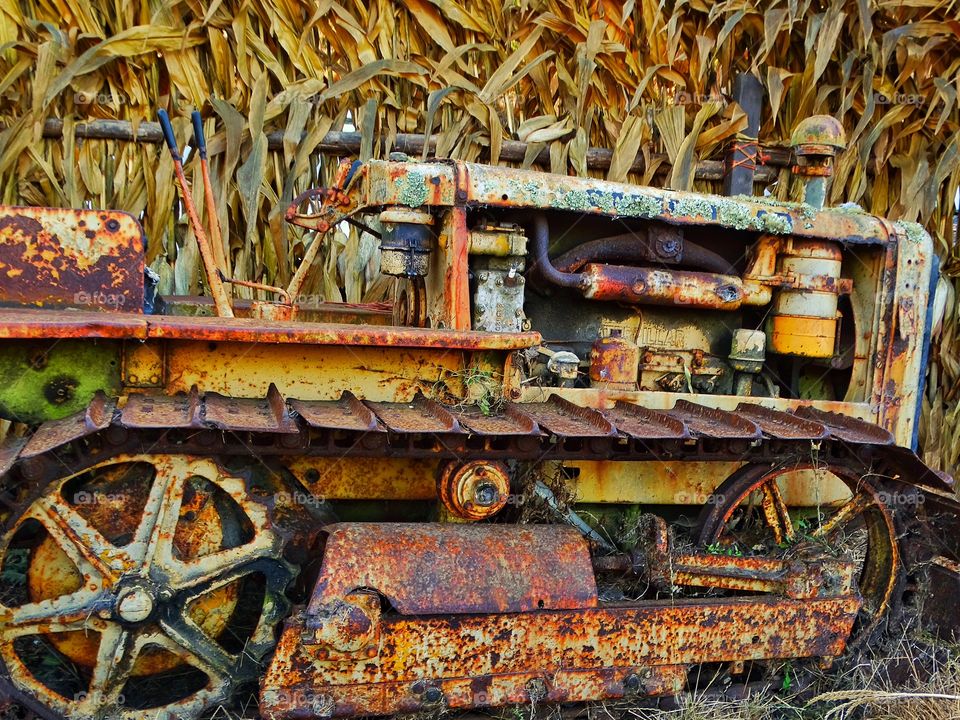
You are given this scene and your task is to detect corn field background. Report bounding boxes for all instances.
[0,0,958,469]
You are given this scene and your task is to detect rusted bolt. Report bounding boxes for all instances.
[19,457,47,481]
[422,687,443,704]
[44,375,78,405]
[117,586,154,623]
[105,218,121,232]
[104,426,130,446]
[716,284,740,303]
[473,482,500,507]
[27,349,48,371]
[623,674,641,693]
[438,460,510,520]
[659,238,680,256]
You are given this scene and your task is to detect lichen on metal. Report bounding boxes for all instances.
[394,173,429,207]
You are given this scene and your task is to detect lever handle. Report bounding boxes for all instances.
[191,110,207,160]
[157,110,181,162]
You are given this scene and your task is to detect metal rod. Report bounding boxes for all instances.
[284,161,356,299]
[157,110,234,318]
[723,73,765,197]
[192,111,229,276]
[38,118,785,181]
[532,480,616,552]
[222,276,291,305]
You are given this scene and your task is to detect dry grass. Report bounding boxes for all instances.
[804,634,960,720]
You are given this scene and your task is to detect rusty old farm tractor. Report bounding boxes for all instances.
[0,115,958,720]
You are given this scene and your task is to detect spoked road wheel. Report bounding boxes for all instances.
[0,454,295,720]
[697,460,902,648]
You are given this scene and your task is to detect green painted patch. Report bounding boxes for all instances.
[0,339,121,424]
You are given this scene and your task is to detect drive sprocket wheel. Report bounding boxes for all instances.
[0,454,295,720]
[697,459,902,647]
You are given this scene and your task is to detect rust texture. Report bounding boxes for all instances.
[589,333,640,389]
[306,523,598,616]
[0,308,540,350]
[3,379,958,720]
[357,159,896,245]
[20,392,114,458]
[924,556,960,641]
[268,521,860,719]
[7,387,950,492]
[582,264,744,310]
[263,596,859,718]
[0,206,144,311]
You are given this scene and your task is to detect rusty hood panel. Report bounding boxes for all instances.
[308,523,598,615]
[0,206,144,311]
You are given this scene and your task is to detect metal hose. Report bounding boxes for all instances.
[553,233,732,275]
[530,212,585,290]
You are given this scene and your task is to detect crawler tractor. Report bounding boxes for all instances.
[0,115,958,720]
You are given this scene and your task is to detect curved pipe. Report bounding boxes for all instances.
[529,212,745,310]
[553,233,732,275]
[531,212,585,290]
[683,243,734,275]
[553,235,645,273]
